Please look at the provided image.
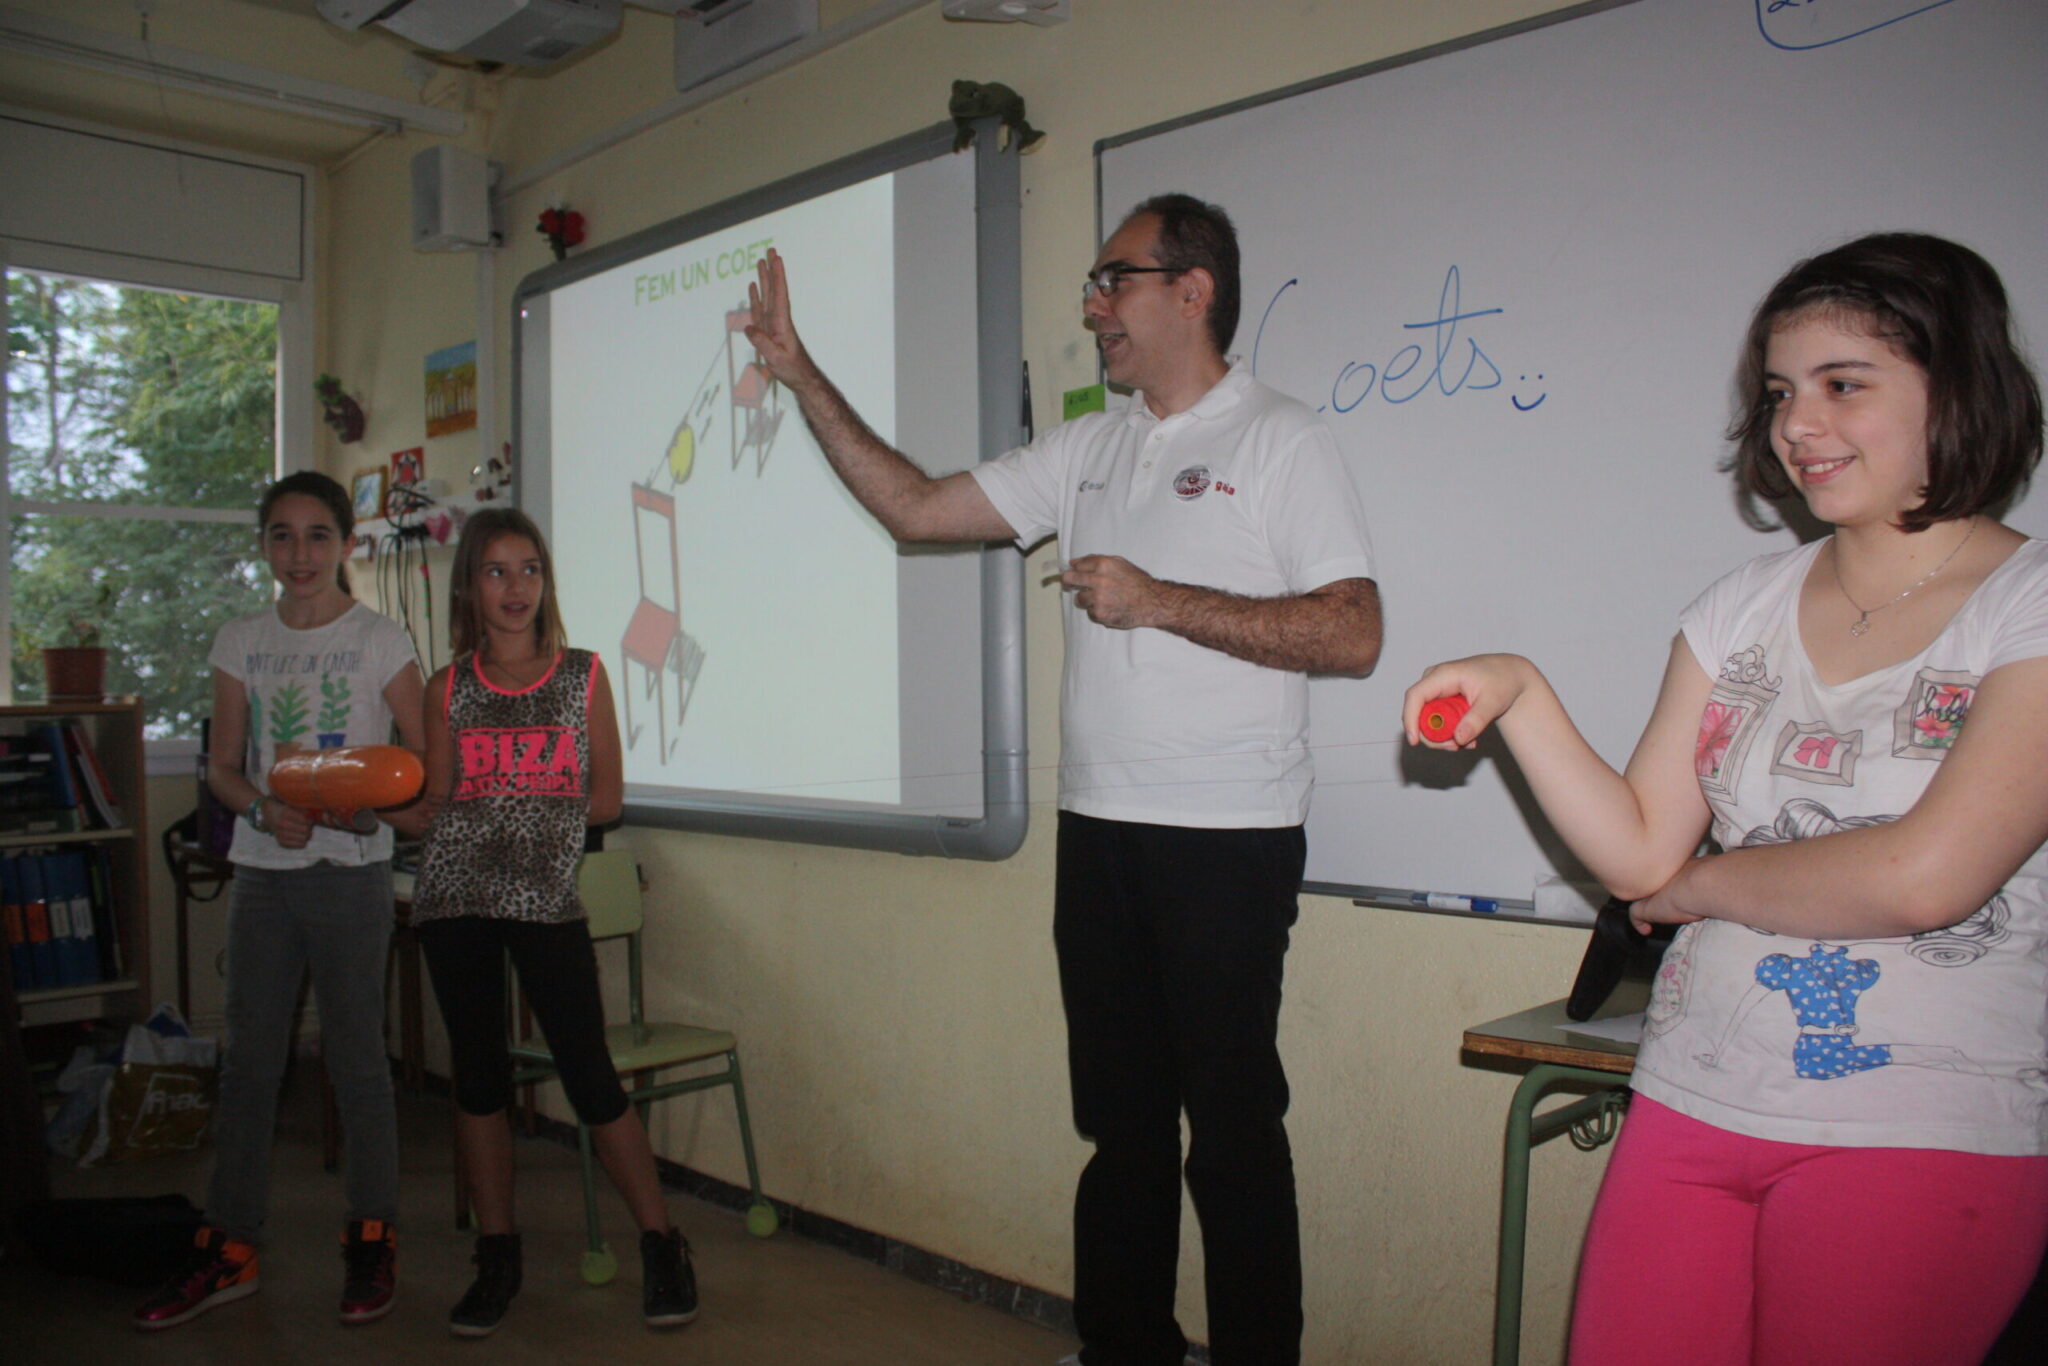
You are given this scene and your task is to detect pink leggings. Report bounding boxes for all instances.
[1570,1096,2048,1366]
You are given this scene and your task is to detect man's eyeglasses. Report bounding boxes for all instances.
[1082,265,1178,302]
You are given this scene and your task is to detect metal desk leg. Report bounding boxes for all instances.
[1494,1064,1630,1366]
[175,874,191,1023]
[167,843,233,1026]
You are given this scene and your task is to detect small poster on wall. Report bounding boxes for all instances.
[425,341,477,438]
[351,467,386,522]
[390,446,424,487]
[386,446,426,518]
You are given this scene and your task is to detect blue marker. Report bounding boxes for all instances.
[1415,891,1500,914]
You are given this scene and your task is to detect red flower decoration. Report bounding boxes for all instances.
[537,206,587,261]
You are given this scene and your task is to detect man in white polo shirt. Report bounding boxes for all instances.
[747,194,1379,1366]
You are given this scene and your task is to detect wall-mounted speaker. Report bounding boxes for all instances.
[411,146,502,252]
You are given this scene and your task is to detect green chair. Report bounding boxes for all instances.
[507,849,778,1284]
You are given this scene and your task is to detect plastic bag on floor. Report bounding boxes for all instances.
[78,1004,218,1167]
[44,1044,116,1160]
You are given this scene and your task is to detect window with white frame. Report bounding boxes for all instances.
[0,110,314,760]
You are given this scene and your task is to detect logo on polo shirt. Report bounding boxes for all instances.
[1172,466,1212,500]
[1078,479,1106,492]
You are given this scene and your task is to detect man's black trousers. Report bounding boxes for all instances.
[1055,811,1306,1366]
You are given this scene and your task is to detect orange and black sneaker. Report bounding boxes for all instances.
[339,1219,397,1325]
[132,1226,259,1330]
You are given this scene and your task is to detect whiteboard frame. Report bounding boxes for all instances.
[515,121,1028,860]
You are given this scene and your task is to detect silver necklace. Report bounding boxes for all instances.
[1830,517,1978,637]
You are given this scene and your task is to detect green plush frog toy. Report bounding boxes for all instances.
[950,80,1046,153]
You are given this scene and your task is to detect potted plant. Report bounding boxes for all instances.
[43,589,111,701]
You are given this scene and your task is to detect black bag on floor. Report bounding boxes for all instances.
[15,1194,204,1286]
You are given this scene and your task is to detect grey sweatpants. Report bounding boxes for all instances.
[205,861,399,1243]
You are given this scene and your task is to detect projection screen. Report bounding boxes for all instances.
[514,122,1026,858]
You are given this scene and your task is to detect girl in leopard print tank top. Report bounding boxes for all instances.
[411,508,699,1336]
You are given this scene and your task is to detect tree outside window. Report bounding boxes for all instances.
[6,269,277,738]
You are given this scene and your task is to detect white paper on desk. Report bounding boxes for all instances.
[1558,1012,1643,1045]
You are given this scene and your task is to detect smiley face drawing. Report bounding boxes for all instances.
[1511,374,1547,412]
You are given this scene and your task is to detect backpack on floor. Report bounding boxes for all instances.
[15,1194,205,1286]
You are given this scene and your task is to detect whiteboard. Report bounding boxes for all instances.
[1097,0,2048,905]
[519,123,1027,859]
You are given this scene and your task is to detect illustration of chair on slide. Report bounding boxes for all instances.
[620,482,704,764]
[723,306,785,473]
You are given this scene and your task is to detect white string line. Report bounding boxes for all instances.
[629,734,1414,811]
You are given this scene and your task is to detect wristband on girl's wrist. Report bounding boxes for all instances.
[246,797,271,835]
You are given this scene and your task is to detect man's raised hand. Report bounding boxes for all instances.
[745,248,815,388]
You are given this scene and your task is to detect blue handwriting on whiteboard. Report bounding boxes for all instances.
[1757,0,1956,51]
[1253,265,1538,413]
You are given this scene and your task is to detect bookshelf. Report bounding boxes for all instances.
[3,699,150,1027]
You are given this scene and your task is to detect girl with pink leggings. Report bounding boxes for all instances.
[1407,232,2048,1363]
[1575,1097,2048,1364]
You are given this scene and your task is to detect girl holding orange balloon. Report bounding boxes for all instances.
[135,471,426,1332]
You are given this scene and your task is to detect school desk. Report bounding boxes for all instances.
[1462,995,1638,1366]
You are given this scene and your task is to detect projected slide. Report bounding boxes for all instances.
[518,122,1025,858]
[546,176,901,805]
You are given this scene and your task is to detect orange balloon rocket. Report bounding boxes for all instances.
[269,745,424,832]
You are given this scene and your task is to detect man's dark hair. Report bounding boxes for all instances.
[1728,232,2042,532]
[1127,193,1240,358]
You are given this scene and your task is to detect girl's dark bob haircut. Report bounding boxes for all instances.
[1728,232,2043,533]
[448,506,569,660]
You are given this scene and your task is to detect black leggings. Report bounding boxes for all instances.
[417,916,630,1126]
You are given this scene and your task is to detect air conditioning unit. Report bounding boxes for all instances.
[315,0,624,68]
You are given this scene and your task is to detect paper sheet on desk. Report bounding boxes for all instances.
[1559,1013,1643,1046]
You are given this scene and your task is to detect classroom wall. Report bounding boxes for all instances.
[256,2,1608,1361]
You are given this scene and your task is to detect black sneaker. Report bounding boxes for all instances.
[639,1227,698,1328]
[338,1219,396,1325]
[449,1232,522,1338]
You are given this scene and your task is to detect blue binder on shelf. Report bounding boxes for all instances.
[87,845,121,980]
[1,858,34,991]
[34,723,84,830]
[45,852,99,987]
[17,855,60,987]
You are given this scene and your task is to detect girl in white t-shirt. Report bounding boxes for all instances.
[133,472,426,1333]
[1407,234,2048,1366]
